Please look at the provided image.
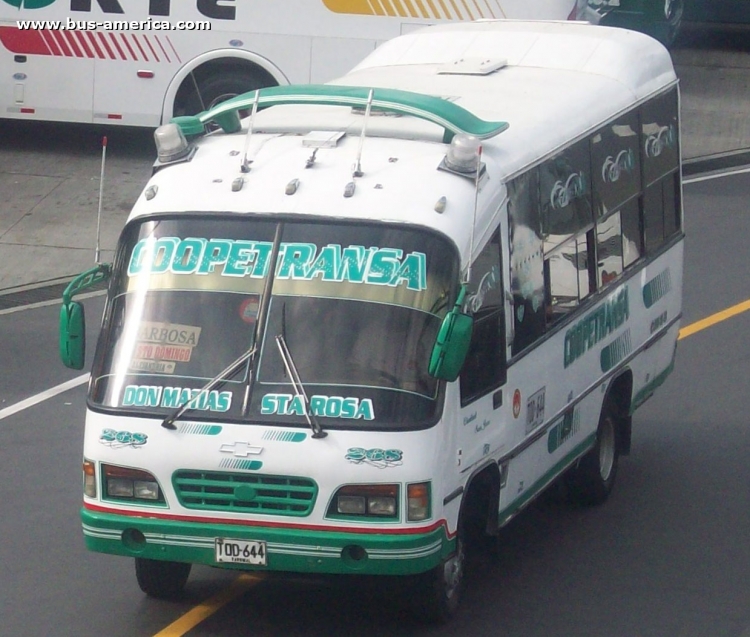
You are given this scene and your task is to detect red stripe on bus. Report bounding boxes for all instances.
[166,35,181,63]
[85,30,104,59]
[50,30,73,57]
[83,501,456,538]
[39,30,61,56]
[154,35,170,64]
[131,34,149,62]
[20,107,36,113]
[143,34,160,62]
[119,32,137,61]
[107,113,123,120]
[96,31,115,59]
[63,30,83,57]
[73,30,93,58]
[0,26,51,55]
[108,32,126,60]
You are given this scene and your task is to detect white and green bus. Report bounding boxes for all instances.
[60,19,683,621]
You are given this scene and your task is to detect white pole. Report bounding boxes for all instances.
[95,136,107,264]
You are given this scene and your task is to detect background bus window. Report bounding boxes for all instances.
[596,211,624,287]
[461,232,506,404]
[591,110,641,218]
[508,171,546,355]
[540,138,593,246]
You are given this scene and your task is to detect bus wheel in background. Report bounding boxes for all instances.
[565,404,619,506]
[413,526,466,624]
[135,558,191,599]
[174,68,271,117]
[650,0,684,48]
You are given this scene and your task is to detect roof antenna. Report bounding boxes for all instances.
[95,136,107,264]
[344,88,373,198]
[241,89,261,173]
[465,144,483,285]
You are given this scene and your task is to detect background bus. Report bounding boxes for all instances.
[0,0,681,127]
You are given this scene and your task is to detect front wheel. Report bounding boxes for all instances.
[413,530,466,623]
[565,405,619,506]
[135,558,191,599]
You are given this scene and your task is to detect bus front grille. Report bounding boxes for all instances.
[173,470,317,516]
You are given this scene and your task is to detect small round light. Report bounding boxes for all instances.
[445,134,481,174]
[154,123,190,163]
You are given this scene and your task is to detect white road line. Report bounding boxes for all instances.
[0,289,106,316]
[683,165,750,184]
[0,373,89,422]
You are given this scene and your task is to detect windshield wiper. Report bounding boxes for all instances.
[161,345,256,430]
[275,334,327,439]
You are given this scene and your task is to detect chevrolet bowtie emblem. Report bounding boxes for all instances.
[219,442,263,457]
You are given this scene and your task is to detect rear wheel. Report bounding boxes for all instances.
[566,404,619,506]
[135,558,191,599]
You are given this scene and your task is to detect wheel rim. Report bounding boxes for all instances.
[442,536,465,600]
[598,416,616,481]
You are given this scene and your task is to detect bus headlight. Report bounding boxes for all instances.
[329,484,399,519]
[103,465,164,503]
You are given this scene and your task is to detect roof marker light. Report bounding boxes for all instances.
[435,196,447,214]
[444,134,481,174]
[144,185,158,201]
[286,179,300,195]
[344,182,356,198]
[231,177,245,192]
[154,123,190,163]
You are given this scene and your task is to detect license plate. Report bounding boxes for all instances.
[215,538,267,565]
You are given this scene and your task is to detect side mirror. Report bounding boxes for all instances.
[429,286,473,382]
[60,301,86,370]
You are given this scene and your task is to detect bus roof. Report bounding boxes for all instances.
[134,20,678,267]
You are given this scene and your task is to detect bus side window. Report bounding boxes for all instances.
[460,231,506,405]
[596,211,624,287]
[508,170,546,355]
[544,230,593,325]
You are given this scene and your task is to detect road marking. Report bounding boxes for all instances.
[679,299,750,340]
[0,289,106,316]
[0,373,89,422]
[152,574,264,637]
[683,164,750,184]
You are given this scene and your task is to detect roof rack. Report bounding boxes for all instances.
[171,84,509,143]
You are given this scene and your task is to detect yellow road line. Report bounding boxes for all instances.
[153,574,263,637]
[679,299,750,340]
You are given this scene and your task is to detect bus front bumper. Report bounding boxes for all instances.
[81,507,453,576]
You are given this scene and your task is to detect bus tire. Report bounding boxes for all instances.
[134,558,191,599]
[180,69,267,116]
[566,404,619,506]
[413,526,466,623]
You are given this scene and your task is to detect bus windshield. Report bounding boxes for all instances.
[90,215,458,430]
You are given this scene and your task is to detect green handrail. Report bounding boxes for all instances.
[172,84,509,143]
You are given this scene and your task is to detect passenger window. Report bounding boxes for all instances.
[539,138,593,245]
[620,198,643,268]
[641,88,679,187]
[508,171,546,355]
[596,212,624,287]
[460,232,506,404]
[544,232,592,325]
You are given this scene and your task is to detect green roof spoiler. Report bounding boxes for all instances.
[172,84,509,143]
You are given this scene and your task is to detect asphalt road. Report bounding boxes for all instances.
[1,167,749,637]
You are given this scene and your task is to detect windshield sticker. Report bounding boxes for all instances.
[99,428,148,449]
[239,295,260,324]
[129,321,202,375]
[260,393,374,420]
[122,385,232,412]
[127,238,427,291]
[345,447,403,468]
